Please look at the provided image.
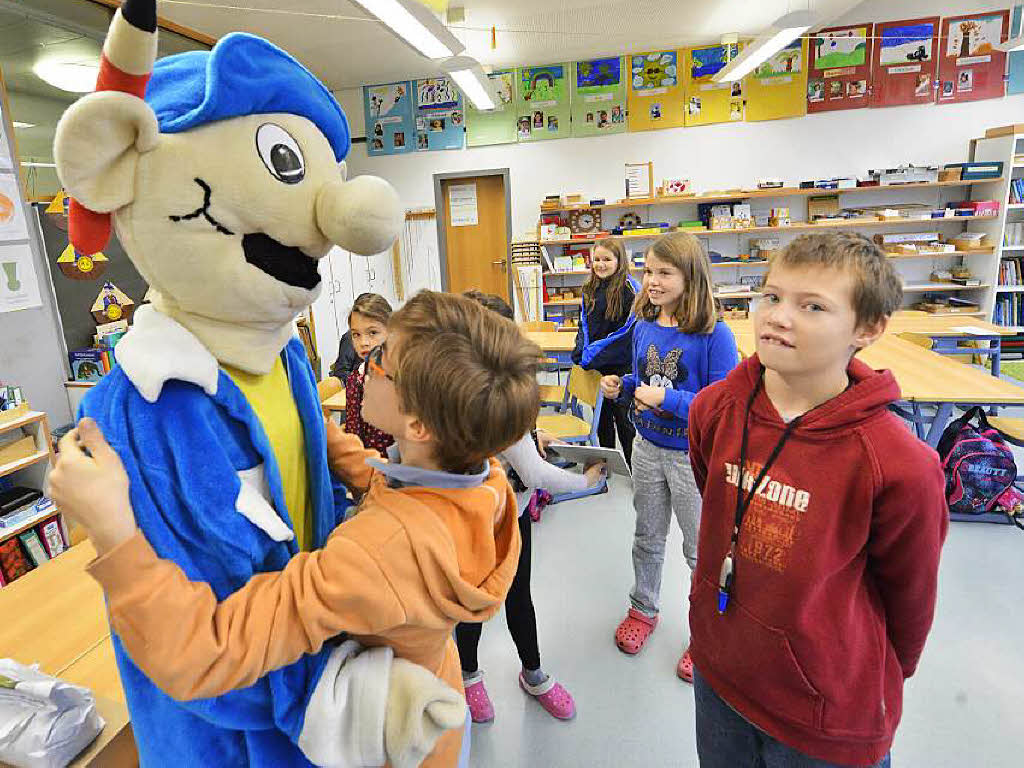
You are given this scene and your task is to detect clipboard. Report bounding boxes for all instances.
[546,443,631,479]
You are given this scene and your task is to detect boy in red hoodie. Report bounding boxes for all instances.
[687,233,948,768]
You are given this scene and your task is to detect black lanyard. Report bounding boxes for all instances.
[718,367,801,614]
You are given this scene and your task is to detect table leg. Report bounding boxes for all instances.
[991,338,1002,379]
[923,402,955,448]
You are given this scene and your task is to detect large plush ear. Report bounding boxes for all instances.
[53,91,159,213]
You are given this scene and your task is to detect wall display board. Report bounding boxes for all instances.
[683,43,744,126]
[744,38,808,122]
[627,50,685,132]
[937,11,1009,104]
[571,57,627,137]
[807,24,874,112]
[414,77,465,151]
[466,70,517,146]
[363,81,416,155]
[869,17,939,108]
[516,65,571,142]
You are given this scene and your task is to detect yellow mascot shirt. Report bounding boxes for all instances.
[224,359,311,551]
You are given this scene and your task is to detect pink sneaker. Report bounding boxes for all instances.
[677,646,694,684]
[519,672,576,720]
[463,673,494,723]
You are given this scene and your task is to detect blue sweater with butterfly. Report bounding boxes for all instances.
[619,319,738,451]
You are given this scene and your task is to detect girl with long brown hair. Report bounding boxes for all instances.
[572,237,641,464]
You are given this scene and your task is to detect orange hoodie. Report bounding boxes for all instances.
[87,429,522,767]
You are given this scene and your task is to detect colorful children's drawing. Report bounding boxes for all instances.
[491,71,514,107]
[945,14,1003,58]
[416,78,458,109]
[521,66,565,102]
[813,27,868,70]
[880,23,935,66]
[690,44,738,82]
[753,40,802,79]
[632,51,677,90]
[367,83,407,118]
[577,57,621,88]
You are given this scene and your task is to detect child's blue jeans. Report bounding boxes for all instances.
[695,668,892,768]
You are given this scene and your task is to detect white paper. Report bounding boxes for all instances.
[0,174,27,242]
[888,65,921,74]
[547,443,631,479]
[448,183,478,227]
[950,325,1000,335]
[0,241,42,313]
[625,164,651,198]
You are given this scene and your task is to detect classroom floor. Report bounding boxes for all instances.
[467,466,1024,767]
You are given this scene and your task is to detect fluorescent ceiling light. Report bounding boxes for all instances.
[12,122,35,129]
[33,59,99,93]
[714,11,813,83]
[21,161,57,168]
[350,0,464,59]
[442,56,497,110]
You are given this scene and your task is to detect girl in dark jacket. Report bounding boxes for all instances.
[572,237,639,465]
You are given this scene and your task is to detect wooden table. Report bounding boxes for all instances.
[729,312,1012,376]
[0,542,137,766]
[732,331,1024,450]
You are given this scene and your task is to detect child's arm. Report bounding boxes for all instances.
[88,514,408,702]
[868,450,949,678]
[325,417,377,493]
[571,321,584,365]
[502,433,594,495]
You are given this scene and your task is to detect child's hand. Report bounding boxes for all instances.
[583,461,606,486]
[600,375,621,399]
[634,384,666,409]
[50,418,136,556]
[535,428,559,457]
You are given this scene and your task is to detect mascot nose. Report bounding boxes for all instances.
[316,176,402,256]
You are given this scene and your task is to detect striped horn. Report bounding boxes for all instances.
[69,0,157,255]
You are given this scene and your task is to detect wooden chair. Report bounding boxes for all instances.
[536,365,603,445]
[317,377,343,419]
[986,416,1024,446]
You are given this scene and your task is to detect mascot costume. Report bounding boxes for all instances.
[54,1,465,765]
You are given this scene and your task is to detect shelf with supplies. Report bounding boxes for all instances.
[537,215,998,246]
[0,409,67,577]
[540,178,1006,214]
[903,283,990,292]
[997,286,1024,293]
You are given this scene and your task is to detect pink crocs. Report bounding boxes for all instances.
[463,674,494,723]
[519,672,576,721]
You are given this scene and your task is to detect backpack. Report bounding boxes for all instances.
[937,407,1022,528]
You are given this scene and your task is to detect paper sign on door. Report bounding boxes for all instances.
[449,183,478,227]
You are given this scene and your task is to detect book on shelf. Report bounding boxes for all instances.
[69,348,105,382]
[36,515,66,558]
[18,529,48,567]
[0,535,31,584]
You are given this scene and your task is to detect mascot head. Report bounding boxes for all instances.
[54,0,401,372]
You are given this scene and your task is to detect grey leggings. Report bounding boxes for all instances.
[629,436,701,617]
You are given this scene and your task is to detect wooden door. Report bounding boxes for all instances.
[440,174,509,300]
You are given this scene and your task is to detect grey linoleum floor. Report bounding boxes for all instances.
[467,456,1024,767]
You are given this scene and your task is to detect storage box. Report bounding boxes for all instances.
[950,200,1000,217]
[943,162,1004,180]
[950,233,988,250]
[808,195,840,220]
[939,167,962,182]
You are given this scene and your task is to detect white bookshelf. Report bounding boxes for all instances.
[0,409,65,557]
[537,158,1002,323]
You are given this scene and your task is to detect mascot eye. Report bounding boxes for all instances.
[256,123,305,184]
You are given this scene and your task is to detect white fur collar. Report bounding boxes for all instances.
[115,305,220,403]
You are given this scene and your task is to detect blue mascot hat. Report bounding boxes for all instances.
[145,32,350,162]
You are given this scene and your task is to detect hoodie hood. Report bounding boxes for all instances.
[726,353,901,435]
[362,457,521,625]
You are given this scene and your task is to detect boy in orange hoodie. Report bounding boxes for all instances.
[49,290,541,767]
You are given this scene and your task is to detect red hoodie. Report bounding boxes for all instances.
[688,354,948,767]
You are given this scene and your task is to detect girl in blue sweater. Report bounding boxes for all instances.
[572,238,640,465]
[599,232,738,683]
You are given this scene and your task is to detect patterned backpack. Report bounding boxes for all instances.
[937,407,1021,527]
